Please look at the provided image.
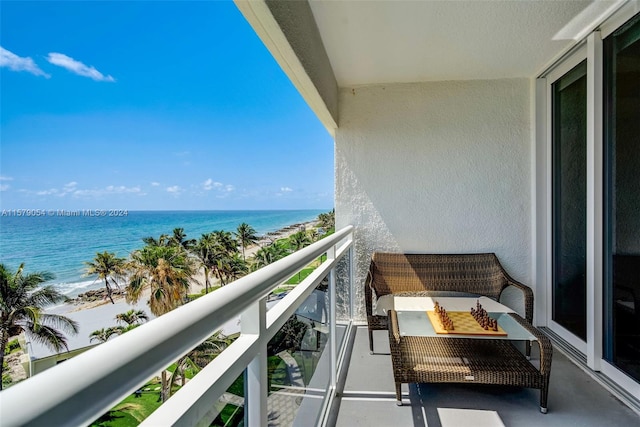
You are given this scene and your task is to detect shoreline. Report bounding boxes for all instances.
[52,220,318,315]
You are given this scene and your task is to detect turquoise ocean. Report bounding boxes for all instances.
[0,210,325,297]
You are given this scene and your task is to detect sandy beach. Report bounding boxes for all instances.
[56,220,318,314]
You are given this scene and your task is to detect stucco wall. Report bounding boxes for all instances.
[335,79,532,321]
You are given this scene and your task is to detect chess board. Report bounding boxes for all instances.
[427,311,508,336]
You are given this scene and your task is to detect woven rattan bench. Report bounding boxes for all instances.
[364,252,534,353]
[388,309,553,412]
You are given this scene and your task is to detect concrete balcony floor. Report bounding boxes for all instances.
[333,327,639,427]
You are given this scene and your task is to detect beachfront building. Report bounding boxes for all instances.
[2,1,640,426]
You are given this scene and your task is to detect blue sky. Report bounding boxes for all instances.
[0,1,334,211]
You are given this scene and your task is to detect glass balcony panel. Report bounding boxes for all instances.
[266,278,331,426]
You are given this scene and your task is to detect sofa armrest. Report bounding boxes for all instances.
[388,310,400,344]
[509,313,553,377]
[501,277,534,324]
[364,269,375,317]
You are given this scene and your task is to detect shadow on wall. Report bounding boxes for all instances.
[335,153,401,321]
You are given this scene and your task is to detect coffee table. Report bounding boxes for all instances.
[388,297,552,413]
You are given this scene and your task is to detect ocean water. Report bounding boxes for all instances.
[0,209,325,297]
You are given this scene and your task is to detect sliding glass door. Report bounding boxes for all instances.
[604,14,640,383]
[551,60,588,342]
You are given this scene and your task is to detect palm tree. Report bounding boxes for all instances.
[207,231,240,286]
[188,331,234,368]
[289,231,311,251]
[218,253,249,284]
[318,209,335,230]
[308,228,319,242]
[115,309,148,326]
[89,327,121,344]
[212,230,238,255]
[168,331,234,395]
[169,228,196,251]
[126,244,195,402]
[251,242,289,271]
[192,233,217,294]
[85,251,127,304]
[235,222,258,261]
[142,234,169,247]
[0,264,78,389]
[126,244,195,317]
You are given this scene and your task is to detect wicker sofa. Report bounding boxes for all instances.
[364,252,552,412]
[364,252,534,353]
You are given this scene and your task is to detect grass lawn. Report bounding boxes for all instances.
[286,267,315,285]
[90,379,163,427]
[211,404,244,427]
[226,373,244,397]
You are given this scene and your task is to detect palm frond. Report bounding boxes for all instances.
[27,324,70,352]
[27,285,68,308]
[39,313,79,334]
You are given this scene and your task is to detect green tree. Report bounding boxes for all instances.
[235,222,258,261]
[142,234,169,247]
[192,233,217,294]
[115,309,149,326]
[169,228,196,251]
[89,327,121,344]
[251,241,289,271]
[208,231,240,286]
[126,245,195,317]
[0,264,78,390]
[218,253,249,284]
[317,209,335,230]
[126,244,195,402]
[168,331,234,394]
[289,231,311,251]
[267,316,309,355]
[85,251,127,304]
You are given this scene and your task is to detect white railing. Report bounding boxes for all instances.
[1,225,354,427]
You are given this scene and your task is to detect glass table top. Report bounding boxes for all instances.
[395,297,537,342]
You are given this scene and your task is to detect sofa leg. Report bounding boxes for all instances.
[395,382,402,406]
[540,382,549,413]
[369,329,374,354]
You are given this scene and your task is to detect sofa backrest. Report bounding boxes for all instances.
[370,252,506,300]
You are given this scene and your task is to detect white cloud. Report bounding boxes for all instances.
[166,185,182,194]
[225,185,235,192]
[46,52,115,82]
[0,176,14,181]
[73,186,142,197]
[150,182,160,187]
[0,184,10,191]
[0,47,50,78]
[104,185,141,194]
[280,187,293,192]
[202,178,224,191]
[30,183,144,198]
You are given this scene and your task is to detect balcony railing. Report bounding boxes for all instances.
[1,225,355,427]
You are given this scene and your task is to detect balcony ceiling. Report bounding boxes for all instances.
[308,0,617,85]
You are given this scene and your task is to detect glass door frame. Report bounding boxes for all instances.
[541,43,592,356]
[536,2,640,399]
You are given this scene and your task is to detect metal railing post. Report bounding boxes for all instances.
[329,244,337,389]
[349,243,355,320]
[243,297,268,426]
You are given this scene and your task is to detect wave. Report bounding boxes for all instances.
[51,278,112,298]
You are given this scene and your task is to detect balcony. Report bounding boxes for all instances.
[2,225,639,426]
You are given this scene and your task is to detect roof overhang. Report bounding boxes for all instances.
[235,0,630,135]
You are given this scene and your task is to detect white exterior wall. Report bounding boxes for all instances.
[335,79,532,320]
